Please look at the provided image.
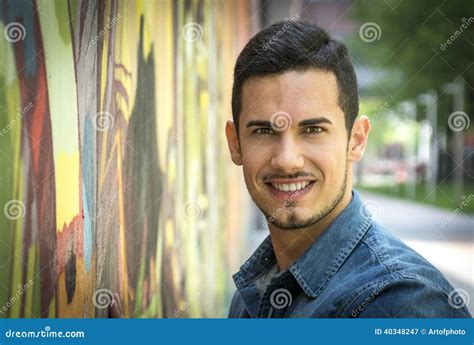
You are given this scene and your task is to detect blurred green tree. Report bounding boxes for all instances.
[349,0,473,119]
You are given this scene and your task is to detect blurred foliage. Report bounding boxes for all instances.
[358,182,474,213]
[359,98,419,158]
[348,0,473,120]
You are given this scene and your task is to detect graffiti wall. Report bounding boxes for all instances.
[0,0,257,318]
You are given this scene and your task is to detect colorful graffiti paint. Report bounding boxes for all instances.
[0,0,257,318]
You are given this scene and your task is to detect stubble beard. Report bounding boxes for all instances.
[255,166,348,231]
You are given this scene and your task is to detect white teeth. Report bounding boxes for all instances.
[270,181,311,192]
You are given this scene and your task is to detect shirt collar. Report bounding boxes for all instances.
[233,190,372,298]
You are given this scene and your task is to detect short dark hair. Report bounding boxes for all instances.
[231,21,358,136]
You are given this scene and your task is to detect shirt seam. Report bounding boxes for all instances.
[361,233,401,274]
[301,216,373,298]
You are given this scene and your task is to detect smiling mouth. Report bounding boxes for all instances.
[265,180,316,193]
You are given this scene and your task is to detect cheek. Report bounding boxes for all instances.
[310,145,346,184]
[242,159,263,191]
[241,144,269,179]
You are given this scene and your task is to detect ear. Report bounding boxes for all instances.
[347,115,371,163]
[225,120,243,166]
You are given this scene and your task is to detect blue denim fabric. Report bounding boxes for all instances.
[228,191,472,318]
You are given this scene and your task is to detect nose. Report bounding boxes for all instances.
[270,135,305,172]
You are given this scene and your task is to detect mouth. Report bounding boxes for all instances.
[264,179,316,200]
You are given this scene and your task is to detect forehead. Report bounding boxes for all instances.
[240,69,342,123]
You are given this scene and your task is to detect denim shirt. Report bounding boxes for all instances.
[228,191,472,318]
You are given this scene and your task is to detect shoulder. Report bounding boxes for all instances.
[360,222,454,290]
[337,223,471,318]
[228,290,247,318]
[339,272,471,317]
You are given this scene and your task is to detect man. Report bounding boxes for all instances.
[225,21,471,318]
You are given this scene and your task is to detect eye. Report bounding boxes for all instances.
[302,126,323,134]
[253,127,276,135]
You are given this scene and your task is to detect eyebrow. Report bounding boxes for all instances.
[246,117,333,128]
[298,117,333,126]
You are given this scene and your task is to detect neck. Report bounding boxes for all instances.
[268,188,353,272]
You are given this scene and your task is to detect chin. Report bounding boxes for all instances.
[267,210,318,230]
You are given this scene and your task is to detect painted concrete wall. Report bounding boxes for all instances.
[0,0,257,318]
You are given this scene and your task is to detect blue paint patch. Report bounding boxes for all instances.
[3,0,38,77]
[81,116,96,272]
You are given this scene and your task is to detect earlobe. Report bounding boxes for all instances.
[348,115,371,163]
[225,120,243,166]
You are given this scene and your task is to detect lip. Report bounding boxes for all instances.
[264,178,315,184]
[265,180,316,201]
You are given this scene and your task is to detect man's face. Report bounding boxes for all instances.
[229,69,352,230]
